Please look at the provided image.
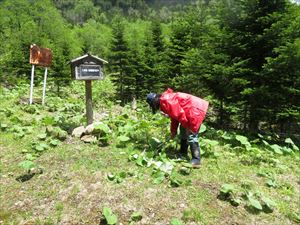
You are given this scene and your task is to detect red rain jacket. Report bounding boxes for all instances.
[160,88,209,135]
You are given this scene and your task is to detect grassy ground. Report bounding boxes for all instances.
[0,86,299,225]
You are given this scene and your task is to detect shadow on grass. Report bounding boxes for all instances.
[244,205,262,215]
[99,218,108,225]
[16,173,36,182]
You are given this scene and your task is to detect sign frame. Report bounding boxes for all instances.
[75,64,104,80]
[30,44,52,67]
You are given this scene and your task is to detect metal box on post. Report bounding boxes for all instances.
[70,54,107,80]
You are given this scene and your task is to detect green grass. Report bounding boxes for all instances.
[0,86,299,225]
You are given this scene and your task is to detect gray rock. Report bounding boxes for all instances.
[85,123,94,134]
[72,126,85,138]
[81,135,97,143]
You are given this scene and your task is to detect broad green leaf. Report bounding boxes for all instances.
[220,184,235,194]
[170,176,182,187]
[266,179,277,188]
[258,133,264,138]
[285,138,294,145]
[25,154,35,161]
[42,116,56,126]
[102,207,118,225]
[40,143,49,149]
[35,145,45,152]
[181,162,193,168]
[152,171,165,184]
[203,139,219,147]
[135,155,145,167]
[94,122,111,134]
[119,171,127,179]
[231,197,242,206]
[18,160,35,171]
[38,133,47,140]
[262,140,270,146]
[248,197,262,210]
[50,139,60,146]
[285,138,299,151]
[171,218,184,225]
[270,144,283,154]
[0,123,8,130]
[130,212,142,222]
[221,132,232,140]
[261,196,276,211]
[107,173,115,181]
[179,166,191,175]
[235,135,251,148]
[199,124,207,133]
[16,131,25,138]
[281,146,293,153]
[158,162,174,175]
[149,137,162,149]
[153,176,165,184]
[117,135,130,142]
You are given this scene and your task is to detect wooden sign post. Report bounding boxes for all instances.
[85,80,93,125]
[70,54,108,125]
[29,44,52,105]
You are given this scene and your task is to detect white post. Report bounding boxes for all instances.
[42,67,48,105]
[29,65,35,104]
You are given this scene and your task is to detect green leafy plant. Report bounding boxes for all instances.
[245,191,276,212]
[171,218,184,225]
[18,160,35,172]
[235,135,251,150]
[285,138,299,151]
[33,142,49,153]
[46,126,68,140]
[219,184,241,206]
[102,207,118,225]
[107,171,127,183]
[130,212,143,222]
[0,123,8,131]
[49,139,60,147]
[37,133,47,140]
[266,179,278,188]
[151,170,165,184]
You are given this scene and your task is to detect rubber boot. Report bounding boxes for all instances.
[179,139,188,159]
[190,142,201,168]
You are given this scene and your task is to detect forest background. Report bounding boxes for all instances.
[0,0,299,138]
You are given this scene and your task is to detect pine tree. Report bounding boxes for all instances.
[109,18,132,104]
[220,0,290,131]
[143,20,167,93]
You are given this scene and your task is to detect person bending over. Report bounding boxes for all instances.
[146,88,209,168]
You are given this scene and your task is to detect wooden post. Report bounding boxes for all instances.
[29,65,35,104]
[42,67,48,105]
[85,80,93,125]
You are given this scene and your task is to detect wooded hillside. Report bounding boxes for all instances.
[0,0,299,135]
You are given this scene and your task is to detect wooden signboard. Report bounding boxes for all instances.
[30,44,52,67]
[29,44,52,105]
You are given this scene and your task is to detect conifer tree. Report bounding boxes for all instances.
[109,18,132,104]
[220,0,290,131]
[143,20,167,93]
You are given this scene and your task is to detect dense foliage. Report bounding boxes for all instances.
[0,0,299,135]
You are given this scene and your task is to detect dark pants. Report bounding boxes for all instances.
[179,125,199,144]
